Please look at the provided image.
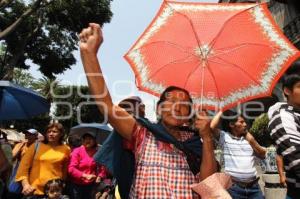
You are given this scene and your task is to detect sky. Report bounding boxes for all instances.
[29,0,218,120]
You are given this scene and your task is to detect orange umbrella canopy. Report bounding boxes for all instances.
[125,1,300,110]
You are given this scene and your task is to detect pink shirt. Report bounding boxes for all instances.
[68,145,108,185]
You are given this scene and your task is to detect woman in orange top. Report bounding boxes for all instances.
[15,122,71,198]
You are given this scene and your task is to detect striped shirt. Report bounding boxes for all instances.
[268,102,300,189]
[219,131,257,181]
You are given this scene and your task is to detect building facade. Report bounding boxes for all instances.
[218,0,300,48]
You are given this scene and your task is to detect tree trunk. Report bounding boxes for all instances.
[0,0,44,40]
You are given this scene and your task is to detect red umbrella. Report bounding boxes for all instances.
[124,1,300,110]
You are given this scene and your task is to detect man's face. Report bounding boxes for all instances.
[25,133,37,143]
[285,81,300,108]
[120,101,145,118]
[230,116,247,136]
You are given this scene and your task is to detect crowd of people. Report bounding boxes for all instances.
[0,23,299,199]
[0,123,113,199]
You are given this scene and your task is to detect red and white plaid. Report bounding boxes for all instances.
[129,124,200,199]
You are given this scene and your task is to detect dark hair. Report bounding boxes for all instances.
[222,110,244,132]
[157,86,193,115]
[44,179,65,195]
[81,133,98,148]
[282,59,300,98]
[282,74,300,95]
[67,134,82,149]
[43,122,65,144]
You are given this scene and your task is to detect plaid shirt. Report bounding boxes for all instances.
[129,124,199,199]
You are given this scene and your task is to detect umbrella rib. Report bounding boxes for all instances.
[147,54,196,80]
[210,43,279,59]
[133,40,194,56]
[183,62,221,108]
[209,57,262,86]
[207,4,260,56]
[166,2,203,52]
[204,63,222,109]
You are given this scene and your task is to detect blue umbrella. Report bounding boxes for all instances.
[0,81,50,120]
[70,123,112,144]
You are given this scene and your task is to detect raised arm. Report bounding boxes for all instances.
[210,111,222,139]
[195,111,217,180]
[79,23,135,140]
[245,132,266,159]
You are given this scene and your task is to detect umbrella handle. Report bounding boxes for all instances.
[200,62,206,112]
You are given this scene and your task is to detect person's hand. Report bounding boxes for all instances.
[194,110,212,139]
[82,173,97,181]
[22,183,35,196]
[96,191,109,199]
[79,23,103,55]
[95,176,102,183]
[279,174,287,187]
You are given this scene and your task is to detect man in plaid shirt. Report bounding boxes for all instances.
[79,23,218,198]
[268,64,300,199]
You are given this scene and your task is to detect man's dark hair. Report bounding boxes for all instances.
[222,110,244,132]
[67,134,82,149]
[282,59,300,98]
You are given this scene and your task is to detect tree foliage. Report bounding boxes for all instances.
[53,85,105,133]
[32,76,60,101]
[249,113,272,147]
[12,68,35,88]
[0,0,113,80]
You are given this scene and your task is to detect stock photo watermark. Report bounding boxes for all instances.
[49,73,267,124]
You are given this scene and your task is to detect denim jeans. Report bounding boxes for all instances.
[228,182,264,199]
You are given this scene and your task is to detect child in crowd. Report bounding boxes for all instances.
[43,179,69,199]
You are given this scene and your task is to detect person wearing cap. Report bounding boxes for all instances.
[68,131,109,199]
[12,129,38,162]
[93,96,145,199]
[15,122,71,198]
[118,96,145,119]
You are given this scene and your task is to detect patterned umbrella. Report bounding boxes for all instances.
[125,1,300,110]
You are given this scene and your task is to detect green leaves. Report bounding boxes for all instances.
[0,0,113,79]
[250,113,272,147]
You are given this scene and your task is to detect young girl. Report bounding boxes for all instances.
[44,179,69,199]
